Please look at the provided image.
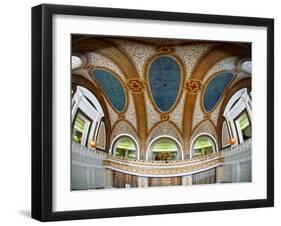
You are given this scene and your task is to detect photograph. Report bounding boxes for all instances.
[71,35,252,190]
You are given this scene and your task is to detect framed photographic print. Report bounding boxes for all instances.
[31,4,274,221]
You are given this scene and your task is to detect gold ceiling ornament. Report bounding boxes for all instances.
[126,78,146,93]
[155,46,174,54]
[85,63,94,71]
[184,79,204,94]
[204,112,211,120]
[160,113,170,121]
[118,113,125,120]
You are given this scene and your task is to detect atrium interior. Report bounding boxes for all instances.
[71,36,252,190]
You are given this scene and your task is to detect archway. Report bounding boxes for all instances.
[111,135,139,160]
[190,134,217,158]
[146,136,183,161]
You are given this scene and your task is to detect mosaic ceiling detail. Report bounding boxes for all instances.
[203,72,234,112]
[148,56,181,112]
[144,91,160,131]
[89,52,126,81]
[192,57,238,130]
[74,37,251,154]
[111,120,138,144]
[124,93,137,131]
[169,93,185,132]
[203,57,237,82]
[92,69,127,112]
[147,122,182,147]
[188,120,218,152]
[175,44,213,78]
[112,40,155,78]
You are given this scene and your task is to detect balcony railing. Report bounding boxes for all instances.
[72,139,251,177]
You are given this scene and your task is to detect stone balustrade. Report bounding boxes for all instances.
[72,139,251,177]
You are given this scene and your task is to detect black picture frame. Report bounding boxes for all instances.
[32,4,274,222]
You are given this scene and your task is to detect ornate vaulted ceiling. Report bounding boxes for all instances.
[72,35,251,159]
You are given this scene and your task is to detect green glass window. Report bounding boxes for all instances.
[72,112,87,144]
[114,137,137,159]
[152,139,179,161]
[192,136,215,158]
[237,112,251,141]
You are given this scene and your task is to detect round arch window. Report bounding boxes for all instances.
[191,135,216,158]
[149,138,181,161]
[113,136,137,159]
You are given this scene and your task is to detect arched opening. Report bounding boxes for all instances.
[72,85,108,151]
[147,137,183,161]
[222,88,252,145]
[112,135,138,159]
[191,134,217,158]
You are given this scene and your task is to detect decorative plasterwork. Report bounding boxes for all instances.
[192,95,205,130]
[124,93,137,131]
[88,52,126,81]
[192,57,238,130]
[126,78,146,93]
[175,44,213,79]
[184,79,204,94]
[104,100,119,128]
[104,139,251,176]
[210,100,223,126]
[112,40,155,78]
[188,120,218,155]
[87,51,138,131]
[203,56,238,83]
[105,155,221,176]
[144,91,160,132]
[169,93,186,132]
[111,120,139,144]
[147,122,182,148]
